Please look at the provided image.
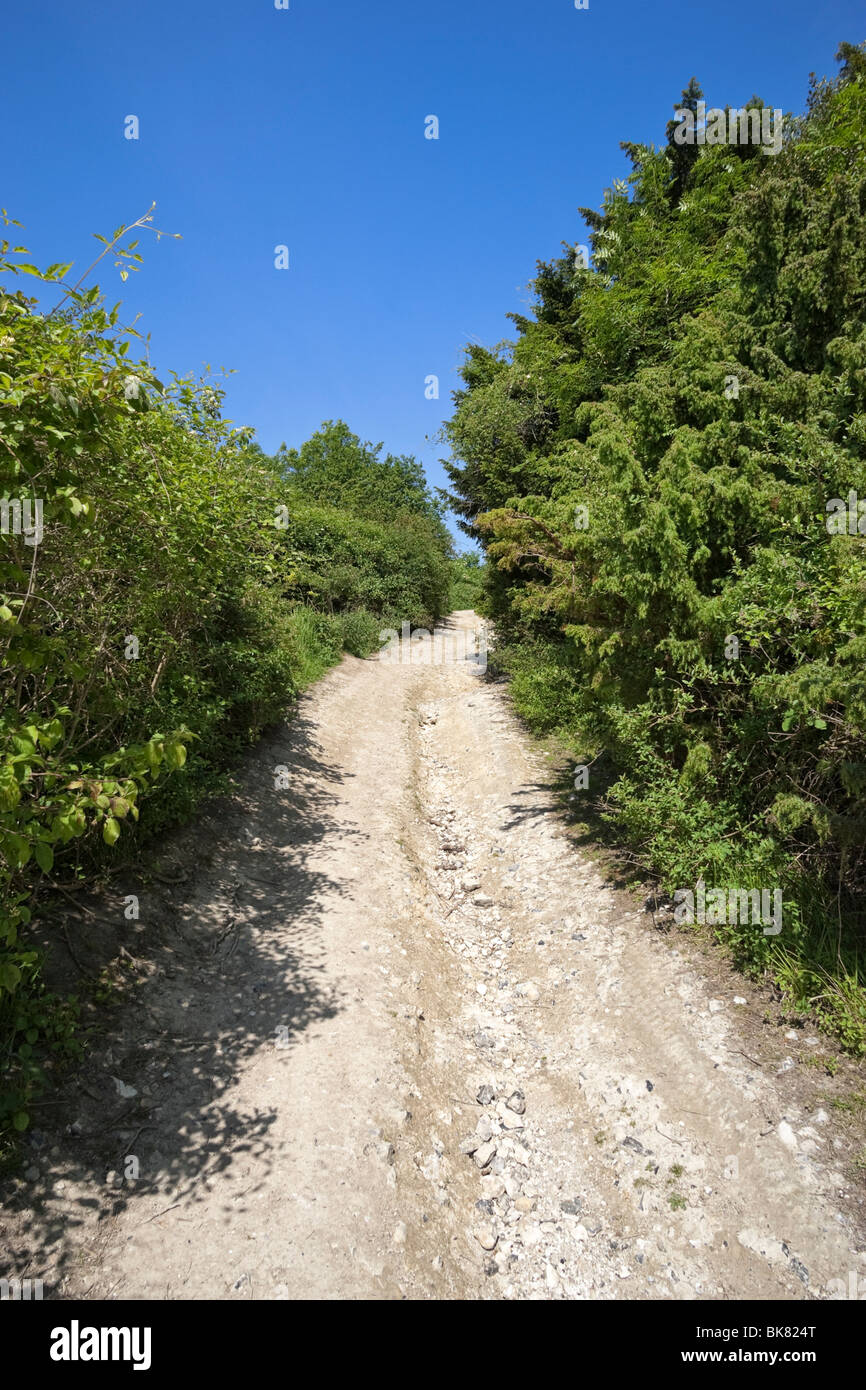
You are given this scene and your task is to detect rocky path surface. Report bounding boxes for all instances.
[3,611,865,1300]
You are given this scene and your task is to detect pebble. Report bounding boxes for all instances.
[476,1084,495,1106]
[473,1141,497,1169]
[515,982,540,1003]
[505,1090,526,1115]
[473,894,495,909]
[778,1121,798,1150]
[498,1109,524,1131]
[393,1222,407,1246]
[473,1224,498,1251]
[480,1176,506,1201]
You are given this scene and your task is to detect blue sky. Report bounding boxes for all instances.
[3,0,862,545]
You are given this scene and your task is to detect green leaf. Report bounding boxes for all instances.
[164,741,187,771]
[34,842,54,873]
[0,960,21,991]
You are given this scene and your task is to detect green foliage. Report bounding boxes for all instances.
[443,44,866,1050]
[449,551,487,611]
[284,496,452,629]
[0,214,451,1137]
[277,420,450,538]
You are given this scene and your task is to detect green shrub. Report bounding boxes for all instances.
[444,43,866,1050]
[0,216,452,1137]
[338,608,382,657]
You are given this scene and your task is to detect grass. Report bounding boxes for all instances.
[483,646,866,1058]
[829,1090,866,1117]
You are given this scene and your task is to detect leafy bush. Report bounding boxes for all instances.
[449,551,487,611]
[0,215,452,1138]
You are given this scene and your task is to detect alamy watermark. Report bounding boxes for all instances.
[672,102,783,157]
[826,1271,866,1300]
[50,1322,151,1370]
[0,1276,44,1300]
[0,497,43,546]
[826,490,866,535]
[379,621,488,670]
[674,879,782,935]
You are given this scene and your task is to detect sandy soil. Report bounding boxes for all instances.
[2,611,865,1300]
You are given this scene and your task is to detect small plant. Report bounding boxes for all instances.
[830,1091,866,1117]
[803,1053,839,1076]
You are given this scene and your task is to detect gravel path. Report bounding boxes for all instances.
[3,612,864,1300]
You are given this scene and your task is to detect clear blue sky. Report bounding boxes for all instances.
[3,1,862,545]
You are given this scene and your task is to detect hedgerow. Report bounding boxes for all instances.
[0,217,452,1140]
[444,43,866,1049]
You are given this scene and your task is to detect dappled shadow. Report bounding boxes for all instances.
[473,647,648,892]
[0,703,360,1297]
[496,766,648,894]
[486,702,648,895]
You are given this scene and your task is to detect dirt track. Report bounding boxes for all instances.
[3,611,865,1300]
